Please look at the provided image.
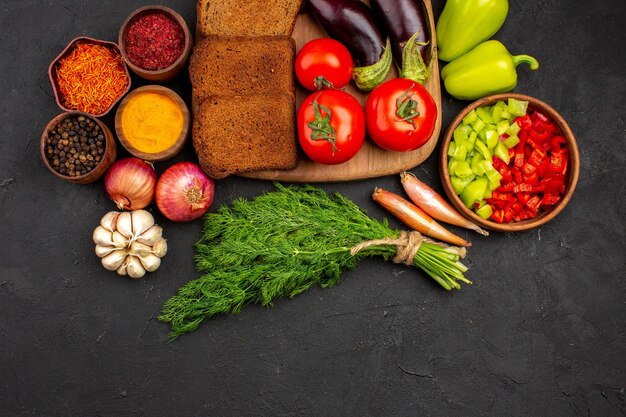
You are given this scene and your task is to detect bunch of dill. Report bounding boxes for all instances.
[159,184,469,339]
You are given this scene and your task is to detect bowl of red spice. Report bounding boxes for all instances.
[40,112,117,184]
[118,5,192,82]
[439,93,580,232]
[48,37,131,117]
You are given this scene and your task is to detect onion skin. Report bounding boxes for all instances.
[373,187,471,247]
[400,172,488,236]
[156,162,215,222]
[104,158,156,210]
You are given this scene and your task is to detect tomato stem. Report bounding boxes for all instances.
[395,86,421,128]
[313,76,335,90]
[307,96,337,152]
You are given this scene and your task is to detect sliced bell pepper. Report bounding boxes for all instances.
[524,170,539,186]
[503,134,520,149]
[450,175,476,194]
[462,109,478,125]
[530,110,549,124]
[540,172,565,194]
[461,177,488,208]
[550,135,566,152]
[516,192,530,205]
[541,194,561,206]
[513,183,534,193]
[494,142,511,165]
[525,195,541,211]
[474,139,492,161]
[492,156,509,174]
[515,115,532,130]
[491,209,505,224]
[475,203,493,219]
[522,162,537,176]
[549,149,567,174]
[512,168,523,184]
[498,182,515,192]
[508,98,529,117]
[529,129,551,143]
[538,157,551,178]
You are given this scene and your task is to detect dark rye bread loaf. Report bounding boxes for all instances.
[189,36,295,104]
[193,94,297,179]
[197,0,303,37]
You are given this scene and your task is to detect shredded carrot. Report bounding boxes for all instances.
[55,42,129,115]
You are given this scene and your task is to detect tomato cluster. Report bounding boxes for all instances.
[295,39,437,165]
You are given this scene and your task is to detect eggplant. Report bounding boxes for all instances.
[308,0,392,91]
[370,0,434,84]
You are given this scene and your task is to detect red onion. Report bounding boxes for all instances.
[104,158,157,210]
[156,162,214,222]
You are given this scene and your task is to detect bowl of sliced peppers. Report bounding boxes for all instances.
[439,93,580,232]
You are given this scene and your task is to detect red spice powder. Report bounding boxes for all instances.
[124,12,185,70]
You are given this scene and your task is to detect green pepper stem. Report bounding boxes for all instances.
[512,54,540,71]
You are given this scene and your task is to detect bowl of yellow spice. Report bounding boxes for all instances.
[115,85,190,161]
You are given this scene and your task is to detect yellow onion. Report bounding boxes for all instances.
[104,158,156,210]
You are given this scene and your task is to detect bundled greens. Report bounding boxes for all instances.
[159,184,471,339]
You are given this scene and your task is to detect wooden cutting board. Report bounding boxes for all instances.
[196,0,442,182]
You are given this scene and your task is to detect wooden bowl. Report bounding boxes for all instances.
[439,93,580,232]
[118,5,192,82]
[114,85,190,162]
[40,112,117,184]
[48,37,131,117]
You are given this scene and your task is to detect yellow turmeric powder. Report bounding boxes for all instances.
[120,91,184,154]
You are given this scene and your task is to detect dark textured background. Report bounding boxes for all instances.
[1,0,624,416]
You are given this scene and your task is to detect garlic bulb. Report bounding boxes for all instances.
[93,210,167,278]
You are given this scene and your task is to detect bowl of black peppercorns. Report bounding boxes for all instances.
[40,112,117,184]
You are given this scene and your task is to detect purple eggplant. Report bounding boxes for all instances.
[370,0,434,84]
[307,0,392,91]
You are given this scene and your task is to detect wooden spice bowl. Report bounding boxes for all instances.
[40,112,117,184]
[439,93,580,232]
[114,85,190,162]
[118,5,193,82]
[48,37,131,117]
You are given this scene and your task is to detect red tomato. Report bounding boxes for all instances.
[295,38,354,91]
[365,78,438,152]
[298,90,365,165]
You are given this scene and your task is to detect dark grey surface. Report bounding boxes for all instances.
[1,0,624,416]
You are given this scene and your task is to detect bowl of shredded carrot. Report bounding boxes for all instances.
[48,37,131,117]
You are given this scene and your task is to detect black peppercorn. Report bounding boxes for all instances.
[45,115,107,177]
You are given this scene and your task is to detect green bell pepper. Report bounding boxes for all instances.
[441,40,540,101]
[436,0,509,62]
